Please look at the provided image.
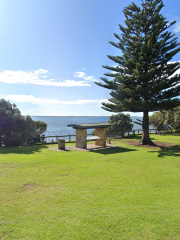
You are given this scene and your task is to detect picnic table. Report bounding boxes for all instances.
[67,123,113,149]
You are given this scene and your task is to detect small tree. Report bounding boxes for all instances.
[96,0,180,145]
[108,113,133,136]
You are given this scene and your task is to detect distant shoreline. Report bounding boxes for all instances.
[31,115,110,117]
[30,116,142,117]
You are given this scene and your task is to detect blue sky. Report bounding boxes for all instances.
[1,0,180,116]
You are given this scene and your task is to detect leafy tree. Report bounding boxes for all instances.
[0,99,47,146]
[108,113,133,136]
[149,111,166,130]
[172,107,180,128]
[96,0,180,145]
[150,107,180,130]
[164,107,180,129]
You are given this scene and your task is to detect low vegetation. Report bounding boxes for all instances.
[1,134,180,239]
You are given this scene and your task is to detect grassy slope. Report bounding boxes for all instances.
[0,134,180,240]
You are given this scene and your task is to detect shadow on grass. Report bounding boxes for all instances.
[0,145,48,154]
[91,146,137,155]
[148,145,180,158]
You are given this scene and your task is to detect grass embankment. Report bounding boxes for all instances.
[0,134,180,240]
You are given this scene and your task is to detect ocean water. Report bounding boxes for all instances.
[31,116,143,141]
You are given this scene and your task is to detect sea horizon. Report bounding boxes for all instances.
[31,116,144,142]
[30,115,142,117]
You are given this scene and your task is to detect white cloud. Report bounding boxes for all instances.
[74,71,98,82]
[5,95,109,106]
[0,69,91,87]
[28,109,37,112]
[174,22,180,33]
[74,72,86,78]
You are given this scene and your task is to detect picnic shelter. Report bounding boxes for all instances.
[67,123,113,149]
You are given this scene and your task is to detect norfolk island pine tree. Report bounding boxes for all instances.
[96,0,180,145]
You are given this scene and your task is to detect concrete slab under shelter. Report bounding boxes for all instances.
[49,143,117,152]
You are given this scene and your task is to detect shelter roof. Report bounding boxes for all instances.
[67,123,113,129]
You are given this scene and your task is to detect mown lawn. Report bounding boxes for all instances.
[0,134,180,240]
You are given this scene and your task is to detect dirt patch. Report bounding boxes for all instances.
[122,140,173,148]
[58,173,69,177]
[21,183,34,190]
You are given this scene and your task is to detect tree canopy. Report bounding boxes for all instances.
[0,99,47,146]
[108,113,133,135]
[150,107,180,130]
[96,0,180,145]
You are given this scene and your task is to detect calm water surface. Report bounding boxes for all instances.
[31,116,143,141]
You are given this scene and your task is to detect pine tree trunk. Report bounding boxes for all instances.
[140,111,155,145]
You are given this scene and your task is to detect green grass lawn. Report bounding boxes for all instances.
[1,134,180,240]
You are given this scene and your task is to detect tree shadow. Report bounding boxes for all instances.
[115,136,156,141]
[148,145,180,158]
[90,146,137,155]
[0,145,48,155]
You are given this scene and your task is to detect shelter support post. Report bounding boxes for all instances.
[76,129,87,149]
[95,128,106,147]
